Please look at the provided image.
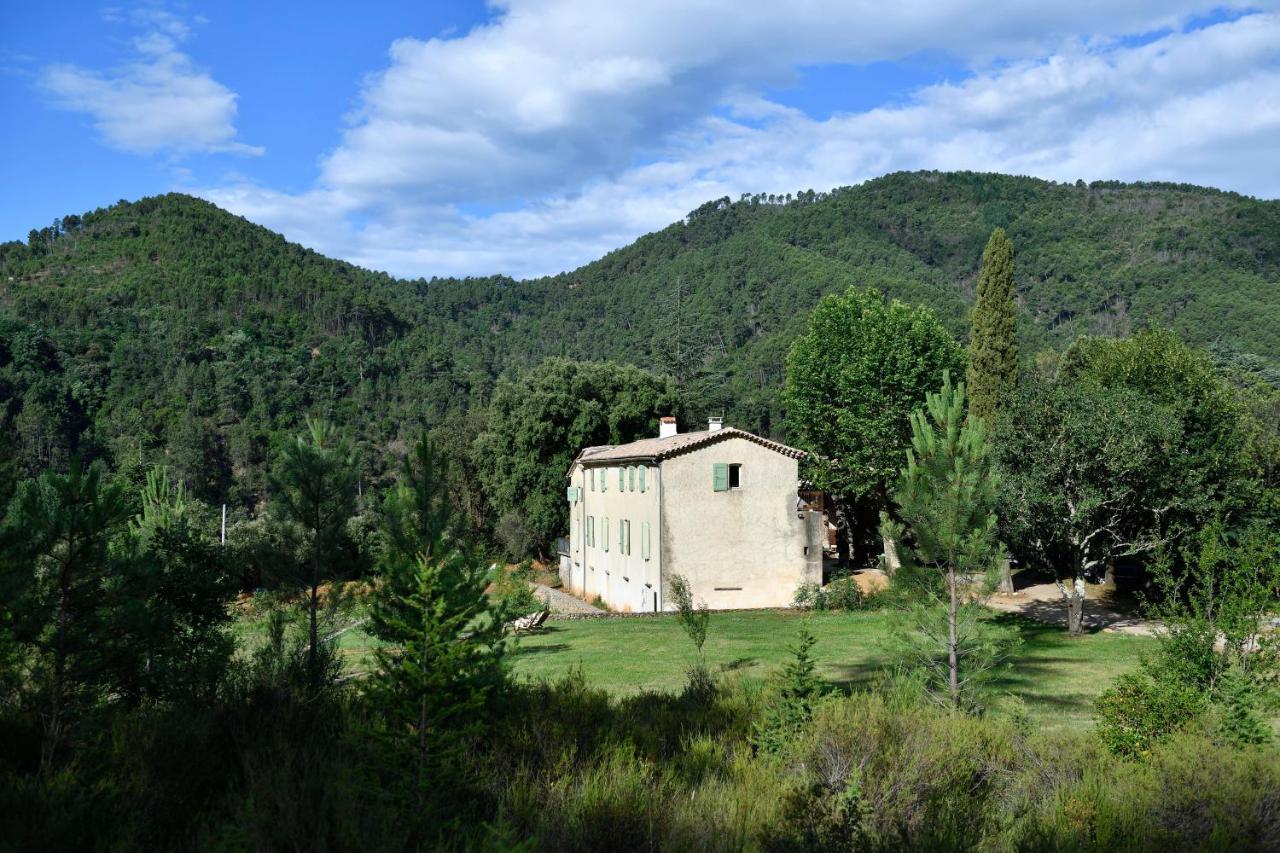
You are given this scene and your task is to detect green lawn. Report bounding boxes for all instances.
[231,604,1157,729]
[510,609,1157,729]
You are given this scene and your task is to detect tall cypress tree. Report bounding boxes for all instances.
[967,228,1018,423]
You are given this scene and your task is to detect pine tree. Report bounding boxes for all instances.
[967,228,1018,424]
[2,460,131,771]
[882,372,1007,710]
[269,419,358,694]
[365,438,510,814]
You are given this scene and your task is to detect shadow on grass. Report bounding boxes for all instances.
[718,657,758,673]
[512,643,571,656]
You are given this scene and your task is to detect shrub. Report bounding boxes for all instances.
[1094,672,1206,759]
[793,577,866,611]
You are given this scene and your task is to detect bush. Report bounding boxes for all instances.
[491,569,541,616]
[793,577,867,611]
[1094,671,1206,758]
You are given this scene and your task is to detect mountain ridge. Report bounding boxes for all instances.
[1,170,1277,507]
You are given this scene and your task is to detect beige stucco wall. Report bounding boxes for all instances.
[660,437,816,609]
[567,461,662,612]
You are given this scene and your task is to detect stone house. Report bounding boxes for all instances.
[562,417,824,611]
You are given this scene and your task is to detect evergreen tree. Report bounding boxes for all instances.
[882,372,1006,710]
[1,460,130,771]
[966,228,1018,424]
[101,467,234,704]
[269,419,358,694]
[365,438,510,814]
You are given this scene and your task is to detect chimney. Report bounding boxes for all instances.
[659,416,678,438]
[708,417,723,432]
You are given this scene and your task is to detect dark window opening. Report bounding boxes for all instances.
[728,464,742,489]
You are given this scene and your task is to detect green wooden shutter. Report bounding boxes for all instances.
[713,462,729,492]
[628,466,634,491]
[641,521,650,560]
[601,468,607,492]
[618,467,624,490]
[639,466,646,493]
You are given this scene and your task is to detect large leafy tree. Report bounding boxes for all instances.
[269,419,358,693]
[882,372,1004,709]
[365,438,509,819]
[966,228,1018,423]
[998,330,1244,635]
[473,358,682,556]
[784,287,965,564]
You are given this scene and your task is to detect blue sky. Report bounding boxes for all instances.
[3,1,1279,279]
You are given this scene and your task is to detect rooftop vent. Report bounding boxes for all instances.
[659,416,678,438]
[708,417,723,432]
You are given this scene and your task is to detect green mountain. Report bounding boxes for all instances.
[2,170,1277,509]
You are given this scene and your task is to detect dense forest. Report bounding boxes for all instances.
[2,170,1278,522]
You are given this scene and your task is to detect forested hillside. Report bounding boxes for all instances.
[2,171,1277,513]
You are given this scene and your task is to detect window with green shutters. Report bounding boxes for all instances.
[639,466,647,492]
[713,462,729,492]
[601,468,607,491]
[641,521,650,560]
[602,516,609,551]
[587,516,594,547]
[618,467,624,491]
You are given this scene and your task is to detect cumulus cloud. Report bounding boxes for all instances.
[203,2,1280,279]
[41,9,259,156]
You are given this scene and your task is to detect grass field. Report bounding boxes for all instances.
[233,604,1158,729]
[509,609,1156,728]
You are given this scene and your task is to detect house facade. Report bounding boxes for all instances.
[563,418,824,611]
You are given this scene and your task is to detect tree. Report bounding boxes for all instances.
[669,573,709,666]
[784,287,965,565]
[365,438,509,815]
[881,372,1005,710]
[999,330,1247,635]
[101,467,234,704]
[473,358,682,555]
[966,228,1018,424]
[1,460,130,771]
[269,419,358,693]
[997,379,1171,635]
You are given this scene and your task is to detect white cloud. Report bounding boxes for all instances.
[203,3,1280,279]
[41,10,259,156]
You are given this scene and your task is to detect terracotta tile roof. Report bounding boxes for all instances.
[573,427,805,468]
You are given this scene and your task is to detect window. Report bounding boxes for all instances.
[587,516,594,547]
[590,470,595,491]
[641,521,650,560]
[619,518,630,555]
[600,468,607,492]
[638,466,647,493]
[618,466,625,491]
[602,516,609,551]
[729,464,742,489]
[628,465,635,491]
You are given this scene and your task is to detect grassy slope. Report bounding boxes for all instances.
[506,609,1153,729]
[233,605,1154,729]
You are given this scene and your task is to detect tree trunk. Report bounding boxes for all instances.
[881,531,901,576]
[834,503,851,570]
[308,562,320,694]
[1060,574,1086,637]
[998,556,1014,595]
[947,565,960,710]
[1102,556,1116,591]
[42,560,71,776]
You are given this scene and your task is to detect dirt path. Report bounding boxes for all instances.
[531,583,604,615]
[985,582,1159,636]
